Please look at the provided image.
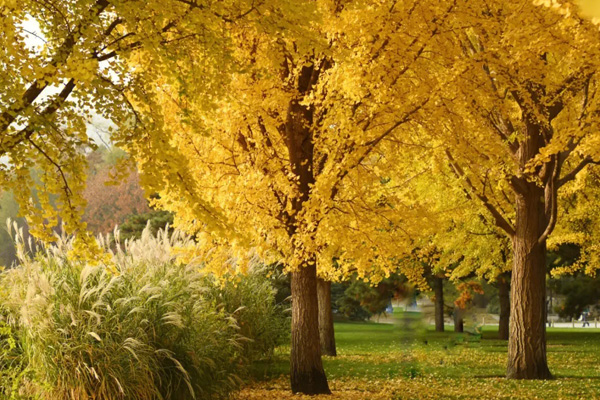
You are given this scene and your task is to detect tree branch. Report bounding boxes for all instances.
[557,156,600,187]
[538,155,560,245]
[328,99,428,203]
[1,79,76,155]
[445,149,515,237]
[172,0,259,22]
[0,0,110,133]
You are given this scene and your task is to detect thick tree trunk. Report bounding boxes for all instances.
[505,115,553,380]
[317,279,337,356]
[507,183,552,379]
[454,308,464,333]
[498,274,510,341]
[434,276,444,332]
[291,263,331,394]
[283,60,332,394]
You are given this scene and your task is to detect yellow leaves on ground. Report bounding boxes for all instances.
[236,376,600,400]
[235,334,600,400]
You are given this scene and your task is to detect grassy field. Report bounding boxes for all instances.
[236,314,600,399]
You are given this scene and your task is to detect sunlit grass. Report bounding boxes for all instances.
[239,315,600,399]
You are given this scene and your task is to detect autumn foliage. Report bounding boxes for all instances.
[83,154,150,235]
[4,0,600,395]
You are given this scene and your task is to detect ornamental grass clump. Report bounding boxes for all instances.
[206,267,290,361]
[0,223,287,400]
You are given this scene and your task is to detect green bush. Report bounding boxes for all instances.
[332,275,399,321]
[207,266,290,360]
[0,226,287,400]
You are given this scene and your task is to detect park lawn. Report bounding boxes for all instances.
[236,317,600,400]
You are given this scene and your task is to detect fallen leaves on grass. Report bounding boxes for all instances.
[235,376,600,400]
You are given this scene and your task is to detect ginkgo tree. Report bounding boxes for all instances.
[338,0,600,379]
[412,0,600,379]
[8,0,600,392]
[0,0,121,250]
[120,0,458,394]
[0,0,242,253]
[0,1,445,393]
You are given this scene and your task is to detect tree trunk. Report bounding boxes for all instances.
[283,60,332,394]
[434,276,444,332]
[317,279,337,356]
[291,263,331,394]
[454,308,464,333]
[507,183,552,379]
[505,115,553,380]
[498,274,510,341]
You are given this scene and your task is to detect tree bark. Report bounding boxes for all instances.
[507,194,551,379]
[434,276,445,332]
[454,308,464,333]
[291,263,331,394]
[498,274,510,341]
[317,279,337,356]
[506,117,552,380]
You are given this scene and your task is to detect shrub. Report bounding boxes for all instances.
[206,266,290,360]
[332,276,397,321]
[0,225,287,400]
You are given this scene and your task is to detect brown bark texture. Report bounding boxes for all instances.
[434,276,445,332]
[507,119,552,379]
[291,264,331,394]
[498,274,510,341]
[317,279,337,356]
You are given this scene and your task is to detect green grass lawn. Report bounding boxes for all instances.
[239,315,600,399]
